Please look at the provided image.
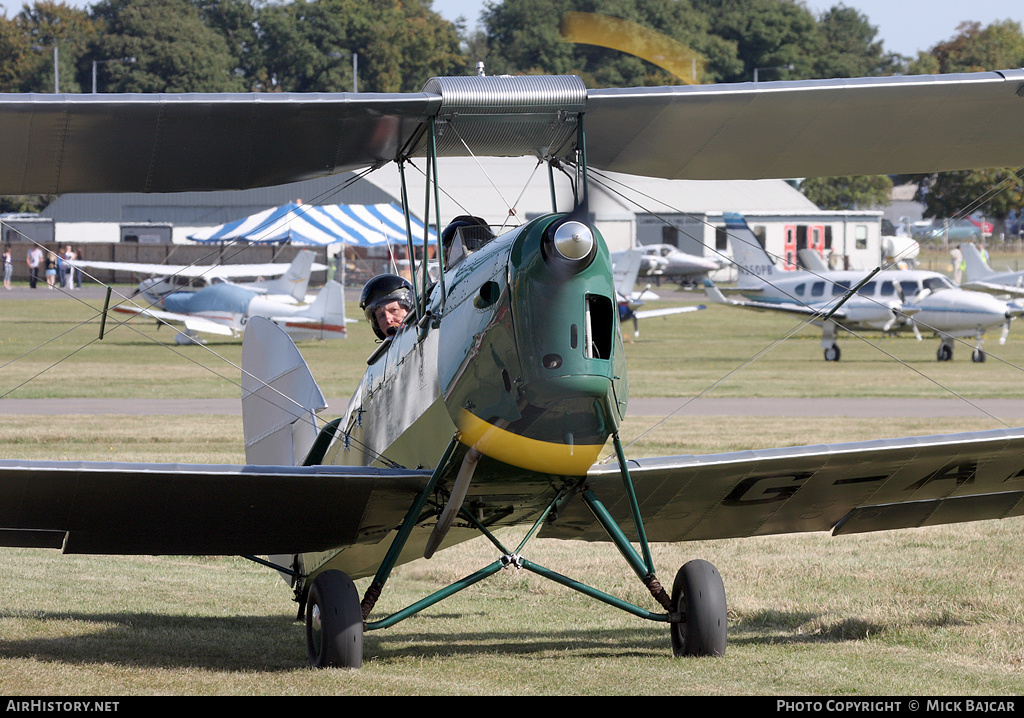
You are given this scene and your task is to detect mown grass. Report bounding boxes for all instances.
[4,276,1024,401]
[1,277,1023,695]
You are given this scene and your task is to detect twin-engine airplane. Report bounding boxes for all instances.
[706,214,1022,362]
[635,243,722,284]
[2,68,1024,669]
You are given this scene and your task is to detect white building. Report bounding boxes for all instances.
[32,156,884,279]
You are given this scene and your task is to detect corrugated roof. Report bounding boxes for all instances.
[41,157,826,227]
[41,174,393,224]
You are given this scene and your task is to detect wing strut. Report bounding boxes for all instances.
[358,436,460,621]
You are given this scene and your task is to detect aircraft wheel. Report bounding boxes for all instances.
[669,559,727,657]
[824,344,841,362]
[937,344,953,362]
[305,570,363,669]
[972,349,986,363]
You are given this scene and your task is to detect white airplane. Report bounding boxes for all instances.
[959,242,1024,298]
[613,248,705,338]
[113,276,347,344]
[637,243,722,283]
[705,213,1020,362]
[72,249,328,303]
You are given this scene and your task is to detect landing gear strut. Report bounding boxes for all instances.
[306,435,729,668]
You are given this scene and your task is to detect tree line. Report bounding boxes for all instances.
[2,0,1022,222]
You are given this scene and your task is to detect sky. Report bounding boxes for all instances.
[3,0,1022,59]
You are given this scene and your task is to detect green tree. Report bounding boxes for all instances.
[0,16,30,92]
[927,20,1024,73]
[690,0,817,83]
[812,4,900,78]
[899,20,1024,225]
[800,175,892,211]
[257,0,465,93]
[194,0,263,89]
[89,0,247,92]
[481,0,738,87]
[12,1,100,93]
[912,169,1024,222]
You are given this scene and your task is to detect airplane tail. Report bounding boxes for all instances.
[254,249,316,301]
[241,316,327,467]
[960,243,993,281]
[241,316,328,586]
[611,248,643,298]
[724,213,777,289]
[274,280,347,341]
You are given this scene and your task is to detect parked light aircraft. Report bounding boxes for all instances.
[959,242,1024,297]
[613,248,706,337]
[2,68,1024,669]
[706,214,1020,363]
[71,249,327,303]
[110,252,346,344]
[637,243,722,283]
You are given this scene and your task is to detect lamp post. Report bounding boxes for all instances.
[92,57,136,93]
[753,64,794,82]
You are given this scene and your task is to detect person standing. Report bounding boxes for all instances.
[62,245,75,289]
[3,247,13,290]
[26,245,42,288]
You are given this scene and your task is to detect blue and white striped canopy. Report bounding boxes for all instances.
[187,202,437,246]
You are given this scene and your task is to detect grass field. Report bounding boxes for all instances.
[1,279,1023,695]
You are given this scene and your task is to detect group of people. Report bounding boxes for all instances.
[23,245,82,290]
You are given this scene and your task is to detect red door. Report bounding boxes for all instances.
[784,225,797,270]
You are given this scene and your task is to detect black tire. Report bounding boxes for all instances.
[670,559,727,657]
[972,349,986,363]
[937,344,953,362]
[305,570,363,669]
[824,344,841,362]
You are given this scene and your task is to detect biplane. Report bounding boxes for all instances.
[2,68,1024,668]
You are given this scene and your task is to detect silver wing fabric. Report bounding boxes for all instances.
[2,70,1023,195]
[544,427,1024,542]
[585,70,1024,180]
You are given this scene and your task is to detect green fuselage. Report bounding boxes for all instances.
[307,213,627,579]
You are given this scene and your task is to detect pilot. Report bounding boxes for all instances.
[359,273,414,340]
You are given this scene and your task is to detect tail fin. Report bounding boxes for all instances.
[241,316,327,466]
[960,243,993,281]
[611,249,643,298]
[275,280,347,341]
[724,213,777,289]
[257,250,315,301]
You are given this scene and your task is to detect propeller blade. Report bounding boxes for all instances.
[423,447,480,559]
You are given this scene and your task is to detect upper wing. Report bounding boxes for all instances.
[0,460,431,556]
[585,70,1024,180]
[2,70,1023,194]
[0,92,436,193]
[542,427,1024,542]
